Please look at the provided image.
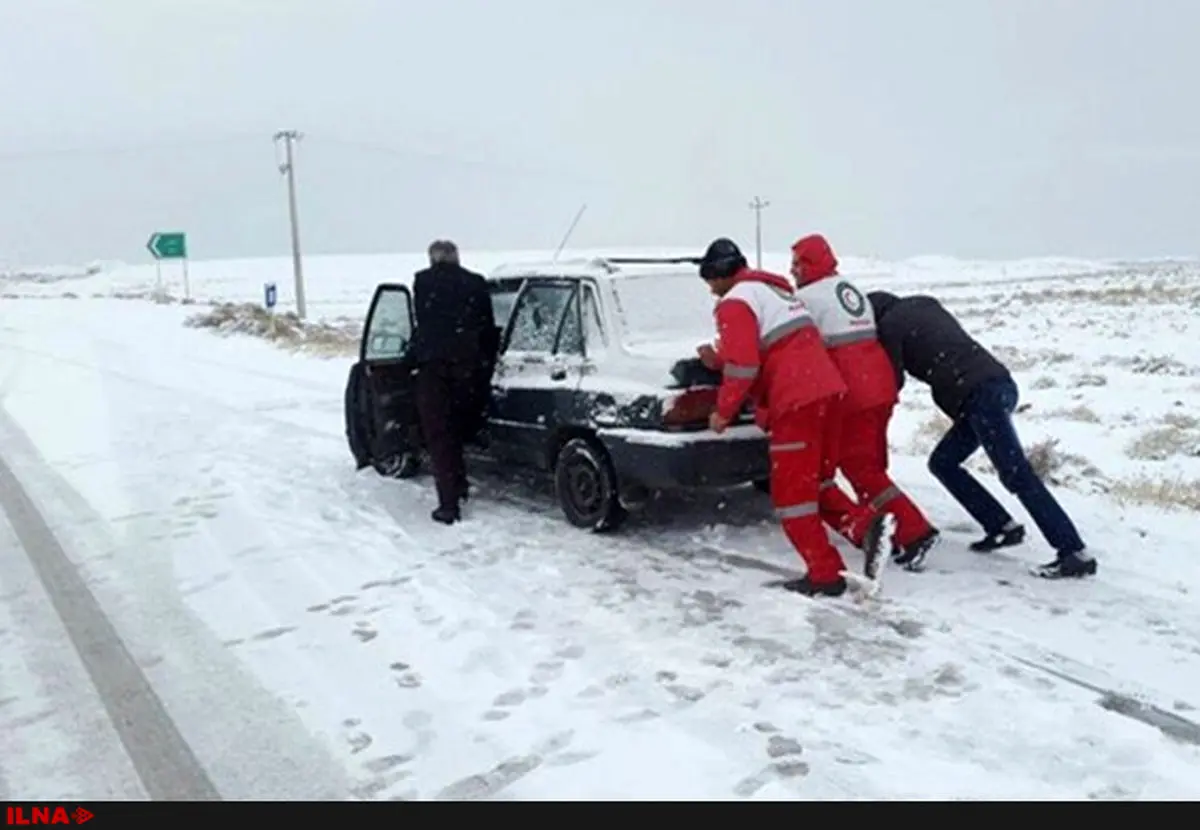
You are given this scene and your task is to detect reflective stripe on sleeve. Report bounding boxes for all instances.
[769,441,808,453]
[776,502,819,520]
[761,316,815,348]
[820,479,838,490]
[869,485,902,510]
[824,328,877,348]
[722,363,759,379]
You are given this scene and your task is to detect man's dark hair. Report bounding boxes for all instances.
[428,239,460,266]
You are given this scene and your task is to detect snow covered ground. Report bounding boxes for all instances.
[1,249,1199,800]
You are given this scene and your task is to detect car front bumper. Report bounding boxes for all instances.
[598,424,770,490]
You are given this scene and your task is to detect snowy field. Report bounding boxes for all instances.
[1,248,1199,800]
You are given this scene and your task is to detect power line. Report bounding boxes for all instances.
[315,133,596,184]
[0,133,263,162]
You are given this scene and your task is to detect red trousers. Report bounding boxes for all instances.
[812,396,882,547]
[768,399,850,584]
[833,403,933,548]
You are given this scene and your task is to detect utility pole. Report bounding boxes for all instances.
[273,130,307,319]
[748,196,770,269]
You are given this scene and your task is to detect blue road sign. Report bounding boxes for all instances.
[264,282,277,309]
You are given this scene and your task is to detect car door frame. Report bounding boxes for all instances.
[357,282,420,467]
[489,277,585,468]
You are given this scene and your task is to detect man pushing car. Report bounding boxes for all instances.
[790,233,940,570]
[695,238,890,597]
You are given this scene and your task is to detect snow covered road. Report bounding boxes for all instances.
[2,258,1200,799]
[0,452,216,800]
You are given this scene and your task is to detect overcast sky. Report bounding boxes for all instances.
[1,0,1197,268]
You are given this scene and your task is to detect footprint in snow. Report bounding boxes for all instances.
[492,689,528,707]
[554,643,586,660]
[510,609,537,631]
[341,717,373,755]
[434,730,591,800]
[361,576,411,591]
[655,669,706,706]
[390,663,421,689]
[613,708,660,724]
[250,625,296,642]
[529,659,565,685]
[731,736,810,797]
[307,594,358,614]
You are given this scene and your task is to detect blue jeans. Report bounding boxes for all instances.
[928,376,1085,554]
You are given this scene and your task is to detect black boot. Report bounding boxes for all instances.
[431,504,460,525]
[893,528,941,571]
[970,523,1025,552]
[780,576,848,597]
[1032,550,1097,579]
[860,513,895,580]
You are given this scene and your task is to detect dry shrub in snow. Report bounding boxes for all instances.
[991,346,1074,372]
[961,437,1105,491]
[1071,372,1108,388]
[1111,476,1200,512]
[1038,405,1101,424]
[906,412,953,454]
[1031,375,1059,390]
[1125,421,1200,461]
[185,302,361,357]
[1163,412,1200,430]
[1028,438,1106,489]
[1102,354,1200,378]
[1011,279,1200,309]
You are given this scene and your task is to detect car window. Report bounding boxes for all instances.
[489,279,524,328]
[582,286,606,354]
[506,283,576,353]
[613,273,717,346]
[556,291,583,355]
[363,288,412,361]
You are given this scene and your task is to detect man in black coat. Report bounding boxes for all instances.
[868,291,1095,579]
[411,239,499,524]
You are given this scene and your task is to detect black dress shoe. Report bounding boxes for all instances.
[431,505,460,525]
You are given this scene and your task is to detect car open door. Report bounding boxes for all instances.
[344,283,423,478]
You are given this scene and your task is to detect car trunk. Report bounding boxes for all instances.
[619,340,756,432]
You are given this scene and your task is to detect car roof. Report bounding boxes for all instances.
[488,255,702,283]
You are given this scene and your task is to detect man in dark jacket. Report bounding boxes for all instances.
[868,291,1095,579]
[412,239,499,524]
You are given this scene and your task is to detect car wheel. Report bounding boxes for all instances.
[373,450,421,479]
[753,477,771,495]
[554,437,626,532]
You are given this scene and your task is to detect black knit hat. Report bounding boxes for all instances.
[699,237,747,281]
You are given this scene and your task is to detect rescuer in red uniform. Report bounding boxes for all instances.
[791,233,940,569]
[697,238,889,596]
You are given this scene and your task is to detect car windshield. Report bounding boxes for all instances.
[612,273,718,346]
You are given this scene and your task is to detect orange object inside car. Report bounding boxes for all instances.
[662,387,719,429]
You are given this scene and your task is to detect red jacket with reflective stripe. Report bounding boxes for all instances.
[711,268,846,428]
[792,235,898,412]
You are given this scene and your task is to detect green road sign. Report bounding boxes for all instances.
[147,232,187,260]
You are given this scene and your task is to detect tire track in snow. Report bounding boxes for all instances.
[0,449,220,800]
[0,358,357,799]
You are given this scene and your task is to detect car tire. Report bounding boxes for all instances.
[373,450,421,480]
[554,437,626,532]
[752,477,771,495]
